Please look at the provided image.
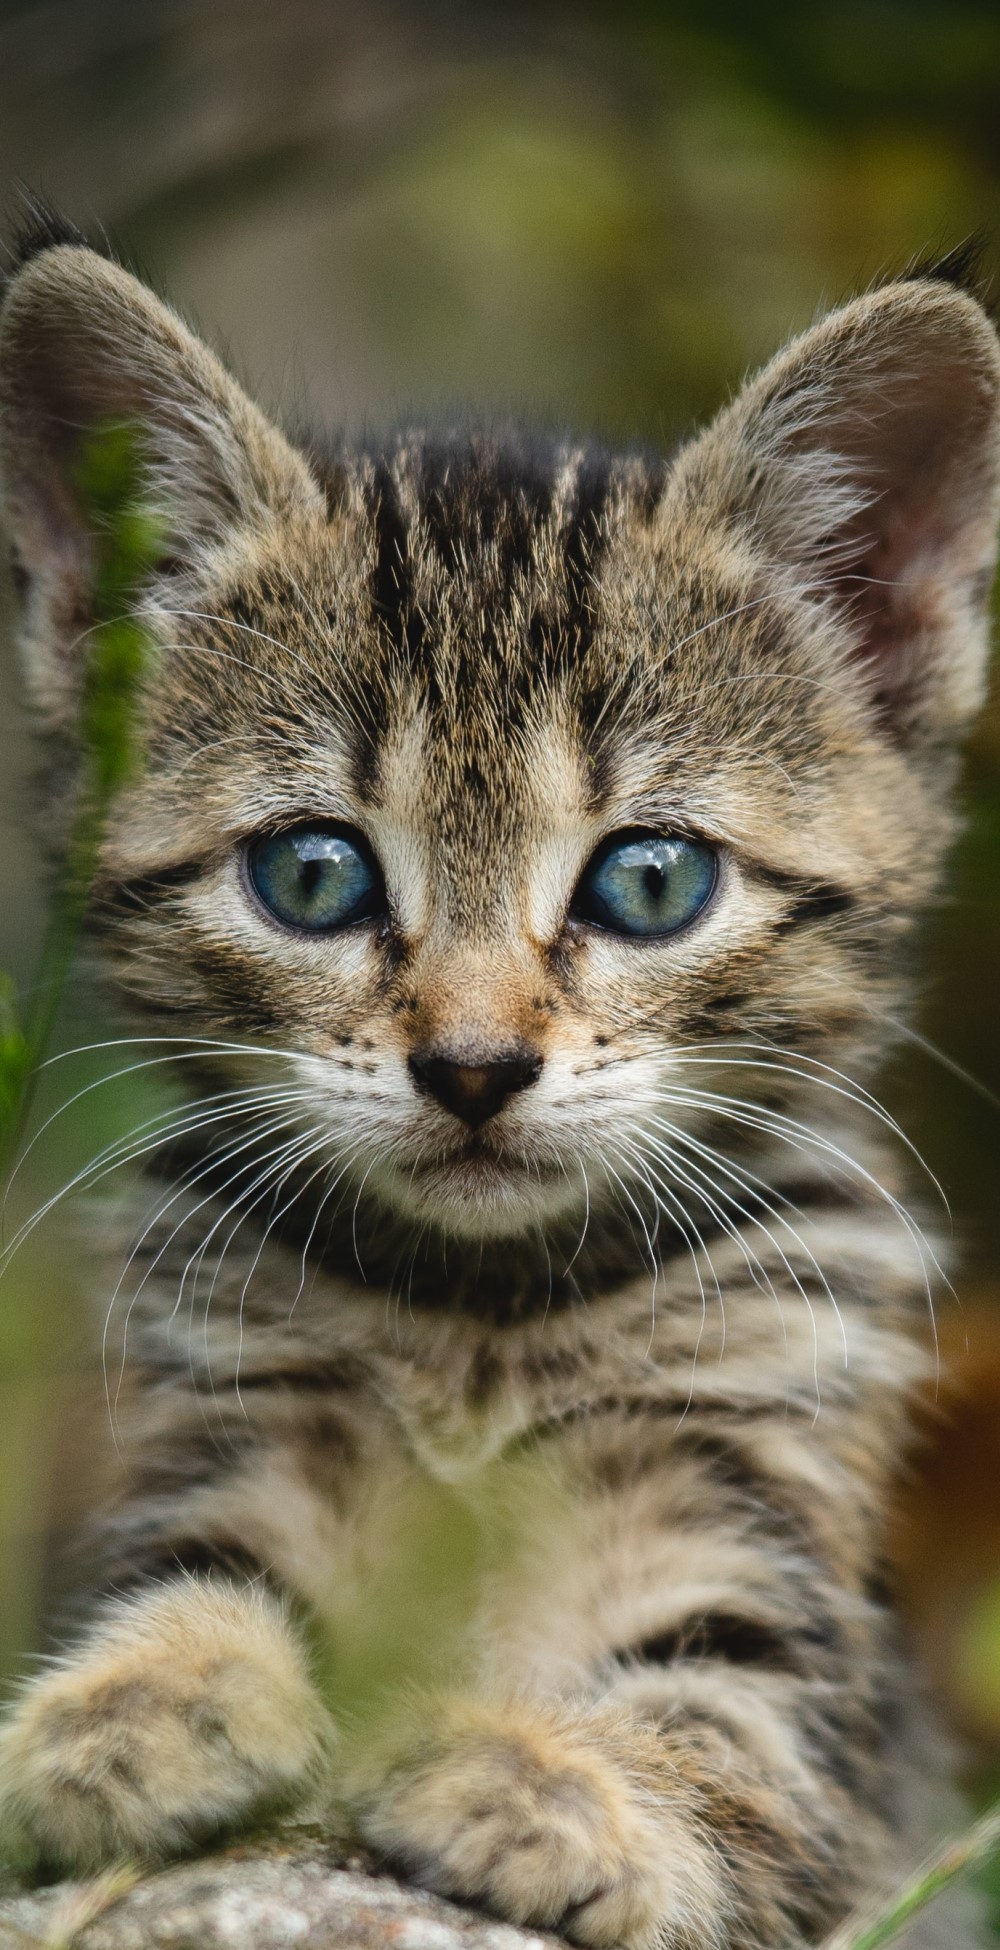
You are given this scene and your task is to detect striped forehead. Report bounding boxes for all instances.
[185,430,700,841]
[280,434,663,909]
[332,435,663,682]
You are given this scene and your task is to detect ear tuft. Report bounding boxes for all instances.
[4,198,91,281]
[899,237,992,306]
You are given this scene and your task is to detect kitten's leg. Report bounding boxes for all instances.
[0,1575,331,1874]
[353,1408,896,1950]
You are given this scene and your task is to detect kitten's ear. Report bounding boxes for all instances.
[679,273,1000,743]
[0,241,322,707]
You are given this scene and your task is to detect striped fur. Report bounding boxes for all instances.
[0,231,998,1946]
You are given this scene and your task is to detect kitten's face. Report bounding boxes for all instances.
[91,445,942,1240]
[3,242,998,1246]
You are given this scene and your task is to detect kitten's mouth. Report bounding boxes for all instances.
[403,1131,564,1228]
[416,1134,554,1181]
[365,1121,576,1238]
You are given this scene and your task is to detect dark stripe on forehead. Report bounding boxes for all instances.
[562,453,612,666]
[350,432,665,756]
[415,434,555,579]
[366,458,413,659]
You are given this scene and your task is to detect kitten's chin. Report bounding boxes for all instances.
[374,1148,577,1240]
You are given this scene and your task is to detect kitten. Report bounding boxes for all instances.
[0,216,997,1950]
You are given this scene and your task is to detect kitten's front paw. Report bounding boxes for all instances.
[0,1580,331,1875]
[355,1698,723,1950]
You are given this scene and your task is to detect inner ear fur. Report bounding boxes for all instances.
[0,242,322,711]
[676,276,1000,744]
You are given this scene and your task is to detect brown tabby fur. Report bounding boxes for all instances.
[0,217,998,1947]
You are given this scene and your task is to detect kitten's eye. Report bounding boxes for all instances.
[245,826,384,933]
[571,832,717,938]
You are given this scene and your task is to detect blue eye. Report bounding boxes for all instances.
[246,826,383,933]
[572,832,717,938]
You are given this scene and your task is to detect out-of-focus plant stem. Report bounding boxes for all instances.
[823,1800,1000,1950]
[0,423,160,1185]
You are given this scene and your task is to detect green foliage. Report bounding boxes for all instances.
[318,1480,484,1728]
[313,1454,569,1741]
[0,975,29,1135]
[0,424,161,1182]
[823,1801,1000,1948]
[74,424,160,801]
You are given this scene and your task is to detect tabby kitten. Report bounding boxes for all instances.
[0,220,997,1950]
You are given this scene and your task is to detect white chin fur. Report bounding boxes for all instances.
[371,1155,581,1241]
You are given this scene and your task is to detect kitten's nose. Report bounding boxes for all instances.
[408,1042,543,1129]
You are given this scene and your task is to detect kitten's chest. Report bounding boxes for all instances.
[359,1313,606,1484]
[233,1271,650,1483]
[286,1273,732,1495]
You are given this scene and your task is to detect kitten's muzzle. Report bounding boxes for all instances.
[408,1042,543,1129]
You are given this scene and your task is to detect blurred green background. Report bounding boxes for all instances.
[2,0,1000,1820]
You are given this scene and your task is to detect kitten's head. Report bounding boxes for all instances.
[3,228,999,1246]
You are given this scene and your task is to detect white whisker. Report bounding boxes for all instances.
[637,1130,826,1409]
[647,1118,849,1372]
[651,1081,946,1370]
[4,1084,305,1272]
[609,1134,723,1410]
[105,1101,311,1445]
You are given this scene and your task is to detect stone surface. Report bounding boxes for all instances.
[0,1836,563,1950]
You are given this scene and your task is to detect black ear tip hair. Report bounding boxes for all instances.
[3,197,91,275]
[2,198,162,310]
[900,236,994,308]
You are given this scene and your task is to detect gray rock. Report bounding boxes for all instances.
[0,1837,563,1950]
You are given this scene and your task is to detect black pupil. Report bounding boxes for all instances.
[644,863,666,900]
[300,857,323,897]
